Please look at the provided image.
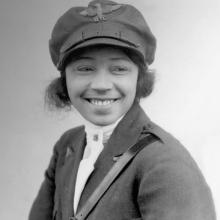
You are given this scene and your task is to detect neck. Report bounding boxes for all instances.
[75,110,123,144]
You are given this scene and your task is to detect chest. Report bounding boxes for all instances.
[55,149,142,220]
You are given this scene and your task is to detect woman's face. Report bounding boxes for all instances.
[65,46,138,126]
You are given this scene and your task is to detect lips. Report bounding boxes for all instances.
[84,98,119,106]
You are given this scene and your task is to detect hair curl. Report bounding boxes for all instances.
[45,46,155,111]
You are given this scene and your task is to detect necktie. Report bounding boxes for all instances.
[74,129,104,213]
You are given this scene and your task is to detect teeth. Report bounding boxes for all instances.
[90,99,115,106]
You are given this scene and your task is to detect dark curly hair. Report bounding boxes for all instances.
[45,45,155,111]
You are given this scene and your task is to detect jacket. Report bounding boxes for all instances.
[29,102,216,220]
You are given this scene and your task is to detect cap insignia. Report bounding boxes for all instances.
[80,0,122,22]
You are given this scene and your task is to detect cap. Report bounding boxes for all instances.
[49,0,156,71]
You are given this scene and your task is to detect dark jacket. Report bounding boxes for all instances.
[29,103,216,220]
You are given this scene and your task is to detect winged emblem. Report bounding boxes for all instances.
[80,0,122,22]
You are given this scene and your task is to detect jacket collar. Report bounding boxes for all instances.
[61,127,86,219]
[103,101,152,155]
[92,101,153,168]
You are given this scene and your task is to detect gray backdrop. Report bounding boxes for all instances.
[0,0,219,219]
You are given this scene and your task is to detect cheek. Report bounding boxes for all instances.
[117,74,138,103]
[127,73,138,95]
[65,75,80,100]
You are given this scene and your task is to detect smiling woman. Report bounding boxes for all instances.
[29,0,216,220]
[45,45,155,112]
[65,46,138,126]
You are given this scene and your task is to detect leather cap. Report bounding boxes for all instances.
[49,0,156,71]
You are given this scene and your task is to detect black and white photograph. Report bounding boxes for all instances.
[0,0,219,219]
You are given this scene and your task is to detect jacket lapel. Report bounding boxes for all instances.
[60,126,86,220]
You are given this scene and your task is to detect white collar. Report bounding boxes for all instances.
[75,110,123,144]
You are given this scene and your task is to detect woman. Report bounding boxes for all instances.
[29,0,216,219]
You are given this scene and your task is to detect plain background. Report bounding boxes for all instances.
[0,0,219,219]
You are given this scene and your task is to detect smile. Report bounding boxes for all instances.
[85,98,118,106]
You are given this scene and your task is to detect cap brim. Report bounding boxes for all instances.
[58,37,144,71]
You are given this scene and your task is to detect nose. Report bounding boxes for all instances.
[90,70,113,91]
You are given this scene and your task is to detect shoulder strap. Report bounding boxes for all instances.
[71,133,158,220]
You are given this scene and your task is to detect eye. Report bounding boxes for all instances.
[77,65,95,72]
[111,66,129,74]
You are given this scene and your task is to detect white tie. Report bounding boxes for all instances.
[74,129,104,213]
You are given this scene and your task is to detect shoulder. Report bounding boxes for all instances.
[136,122,216,220]
[137,121,204,180]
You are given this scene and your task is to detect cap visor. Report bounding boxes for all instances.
[58,37,143,70]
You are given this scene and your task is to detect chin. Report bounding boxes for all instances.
[92,121,111,127]
[90,118,116,127]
